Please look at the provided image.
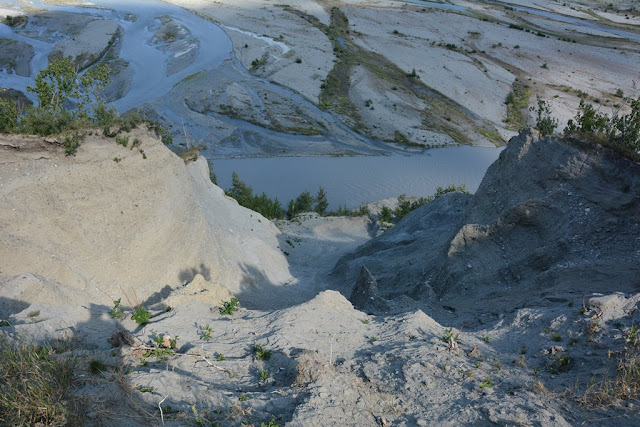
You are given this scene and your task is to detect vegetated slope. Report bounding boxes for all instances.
[332,129,640,320]
[0,129,292,309]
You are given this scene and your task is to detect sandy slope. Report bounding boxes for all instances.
[1,131,639,425]
[0,128,292,308]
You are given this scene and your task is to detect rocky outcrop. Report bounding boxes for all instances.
[332,129,640,318]
[349,265,390,313]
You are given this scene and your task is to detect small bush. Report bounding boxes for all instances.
[219,297,239,315]
[253,344,272,361]
[0,97,18,133]
[531,96,558,136]
[132,305,151,325]
[115,135,129,147]
[110,298,125,319]
[379,206,393,223]
[200,324,213,341]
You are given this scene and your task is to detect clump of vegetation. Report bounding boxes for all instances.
[0,58,173,149]
[253,344,272,361]
[379,184,469,225]
[547,353,571,374]
[219,297,240,315]
[143,334,178,361]
[227,172,337,220]
[200,324,213,341]
[442,328,459,344]
[0,337,81,426]
[226,172,285,220]
[564,97,640,158]
[110,298,125,319]
[115,135,129,147]
[531,96,558,137]
[504,80,531,130]
[132,305,151,325]
[251,56,267,70]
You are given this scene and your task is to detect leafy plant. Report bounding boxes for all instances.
[110,298,125,319]
[132,305,151,325]
[442,328,459,344]
[261,417,281,427]
[143,334,178,361]
[115,135,129,147]
[259,369,270,382]
[216,353,226,361]
[219,297,240,315]
[200,324,213,341]
[253,344,272,361]
[62,132,85,156]
[548,353,571,374]
[479,377,493,388]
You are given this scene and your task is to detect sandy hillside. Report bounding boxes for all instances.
[1,130,639,426]
[0,128,292,309]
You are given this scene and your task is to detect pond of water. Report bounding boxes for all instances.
[212,146,503,209]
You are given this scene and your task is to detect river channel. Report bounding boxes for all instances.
[2,0,635,207]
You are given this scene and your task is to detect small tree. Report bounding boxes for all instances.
[28,58,78,113]
[287,199,296,218]
[531,96,558,136]
[379,206,393,223]
[0,97,18,133]
[294,191,314,213]
[314,187,329,215]
[227,172,254,206]
[27,58,111,122]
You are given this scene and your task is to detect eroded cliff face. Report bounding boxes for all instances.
[332,129,640,319]
[0,128,292,311]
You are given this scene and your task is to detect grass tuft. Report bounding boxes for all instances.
[0,337,81,426]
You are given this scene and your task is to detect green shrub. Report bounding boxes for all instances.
[115,135,129,147]
[379,206,393,223]
[132,305,151,325]
[63,132,85,156]
[564,97,640,157]
[0,97,18,133]
[252,344,272,361]
[110,298,125,319]
[219,297,239,315]
[531,96,558,136]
